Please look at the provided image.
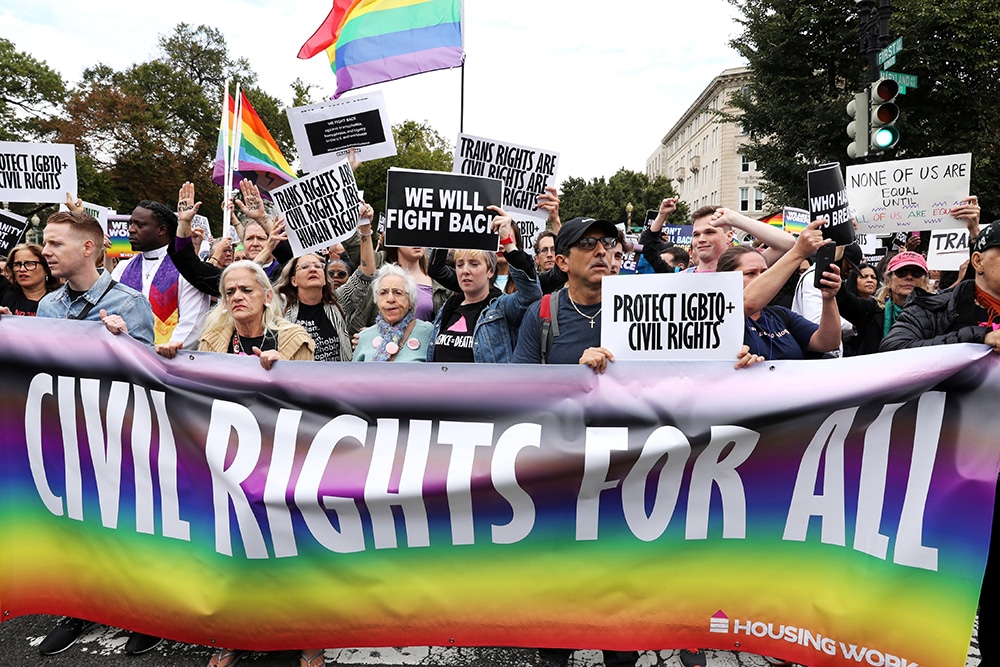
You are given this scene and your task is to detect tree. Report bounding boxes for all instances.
[353,121,454,211]
[41,23,294,231]
[559,168,687,231]
[726,0,1000,218]
[0,37,66,142]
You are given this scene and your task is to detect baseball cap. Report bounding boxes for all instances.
[886,251,928,274]
[972,221,1000,254]
[555,217,619,255]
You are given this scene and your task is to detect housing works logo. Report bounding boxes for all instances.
[706,612,919,667]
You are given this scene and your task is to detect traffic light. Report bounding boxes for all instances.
[846,91,869,159]
[869,78,900,151]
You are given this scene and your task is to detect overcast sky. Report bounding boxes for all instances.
[1,0,747,183]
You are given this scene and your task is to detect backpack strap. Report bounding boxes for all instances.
[538,289,562,364]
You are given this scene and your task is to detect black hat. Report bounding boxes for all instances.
[555,217,619,255]
[972,221,1000,254]
[963,221,1000,281]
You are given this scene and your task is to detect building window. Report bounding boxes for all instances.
[703,136,709,155]
[711,191,718,205]
[712,127,718,148]
[741,155,750,173]
[739,188,749,212]
[754,188,764,211]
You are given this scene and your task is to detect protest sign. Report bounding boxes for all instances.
[106,214,135,261]
[602,272,744,361]
[271,158,362,256]
[286,91,396,174]
[384,168,502,250]
[511,213,546,255]
[927,228,971,271]
[643,209,658,230]
[807,163,856,246]
[453,134,559,217]
[0,141,77,204]
[663,224,694,246]
[60,199,114,228]
[846,153,972,233]
[1,316,993,667]
[0,210,30,256]
[782,206,810,235]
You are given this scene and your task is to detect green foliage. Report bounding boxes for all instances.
[353,120,454,211]
[291,78,316,108]
[0,37,66,141]
[726,0,1000,218]
[559,168,687,230]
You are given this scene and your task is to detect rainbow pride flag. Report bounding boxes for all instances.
[298,0,464,98]
[212,91,296,194]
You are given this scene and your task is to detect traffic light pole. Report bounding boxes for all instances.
[857,0,893,84]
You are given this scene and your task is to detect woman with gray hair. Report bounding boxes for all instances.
[156,260,314,370]
[353,263,433,362]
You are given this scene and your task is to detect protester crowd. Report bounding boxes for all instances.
[0,174,994,667]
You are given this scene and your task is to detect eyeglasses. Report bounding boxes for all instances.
[377,288,407,299]
[573,236,617,251]
[11,260,41,270]
[296,262,325,272]
[894,267,926,279]
[536,247,555,255]
[328,270,348,279]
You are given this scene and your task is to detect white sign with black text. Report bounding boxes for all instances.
[601,272,745,361]
[453,134,559,217]
[927,228,971,271]
[286,91,396,174]
[0,142,77,204]
[846,153,971,234]
[271,158,362,256]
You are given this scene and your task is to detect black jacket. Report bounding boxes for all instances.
[879,280,988,352]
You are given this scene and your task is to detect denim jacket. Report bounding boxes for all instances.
[37,270,155,345]
[427,256,542,363]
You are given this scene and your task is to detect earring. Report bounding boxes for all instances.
[978,271,985,276]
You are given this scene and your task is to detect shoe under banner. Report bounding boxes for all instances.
[0,316,995,667]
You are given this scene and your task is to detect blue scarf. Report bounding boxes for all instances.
[371,310,415,362]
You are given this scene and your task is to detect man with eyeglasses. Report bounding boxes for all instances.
[534,230,557,273]
[514,217,622,373]
[514,217,640,664]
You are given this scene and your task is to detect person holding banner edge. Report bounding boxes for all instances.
[879,219,1000,667]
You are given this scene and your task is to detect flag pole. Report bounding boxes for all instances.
[459,62,465,134]
[220,78,232,241]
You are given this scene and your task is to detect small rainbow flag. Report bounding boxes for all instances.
[759,211,783,229]
[212,90,296,194]
[298,0,464,99]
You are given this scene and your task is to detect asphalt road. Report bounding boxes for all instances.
[0,614,982,667]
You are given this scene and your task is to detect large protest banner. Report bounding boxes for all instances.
[384,169,502,250]
[0,316,996,667]
[286,91,396,174]
[271,158,362,256]
[0,141,78,204]
[846,153,972,233]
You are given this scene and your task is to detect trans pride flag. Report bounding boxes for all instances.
[298,0,464,98]
[212,89,297,194]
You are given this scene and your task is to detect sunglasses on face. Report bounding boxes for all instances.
[328,270,348,279]
[894,267,926,279]
[573,236,617,251]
